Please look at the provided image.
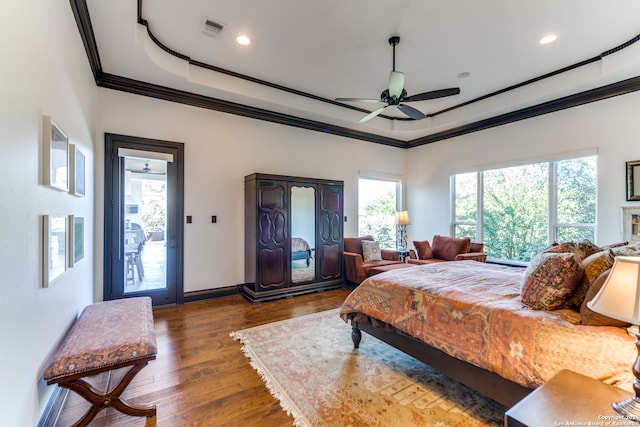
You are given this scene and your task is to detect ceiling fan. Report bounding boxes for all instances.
[336,36,460,123]
[131,162,165,175]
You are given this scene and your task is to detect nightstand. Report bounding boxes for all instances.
[505,369,633,427]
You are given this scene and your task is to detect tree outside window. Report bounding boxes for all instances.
[358,178,399,249]
[452,155,596,262]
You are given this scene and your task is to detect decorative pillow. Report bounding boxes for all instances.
[361,240,382,262]
[580,269,631,327]
[520,252,584,310]
[543,240,602,261]
[431,235,471,261]
[602,241,629,249]
[413,240,433,260]
[566,249,615,310]
[573,240,603,259]
[611,243,640,256]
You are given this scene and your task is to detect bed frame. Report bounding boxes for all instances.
[350,320,533,408]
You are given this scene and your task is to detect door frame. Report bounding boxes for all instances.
[104,133,184,306]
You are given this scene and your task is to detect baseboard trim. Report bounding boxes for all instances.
[37,386,68,427]
[182,285,241,303]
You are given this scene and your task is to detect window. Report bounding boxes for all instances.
[358,177,400,249]
[452,155,596,262]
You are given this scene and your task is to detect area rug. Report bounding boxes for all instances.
[231,308,505,427]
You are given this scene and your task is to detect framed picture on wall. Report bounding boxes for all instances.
[42,215,67,287]
[69,144,86,197]
[42,116,69,191]
[627,160,640,201]
[68,215,85,266]
[622,207,640,243]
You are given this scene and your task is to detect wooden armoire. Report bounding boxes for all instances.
[243,173,344,302]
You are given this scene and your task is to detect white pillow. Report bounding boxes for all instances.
[361,240,382,262]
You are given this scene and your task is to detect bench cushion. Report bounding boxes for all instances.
[43,297,157,383]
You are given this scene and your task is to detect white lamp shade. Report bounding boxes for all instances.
[396,211,410,225]
[587,256,640,324]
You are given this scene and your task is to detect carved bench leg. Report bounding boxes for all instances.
[59,362,156,426]
[351,324,362,349]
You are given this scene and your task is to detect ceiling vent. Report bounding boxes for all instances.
[201,17,225,38]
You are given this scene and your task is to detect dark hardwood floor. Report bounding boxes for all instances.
[53,287,354,427]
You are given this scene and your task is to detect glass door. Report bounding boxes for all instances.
[122,157,167,293]
[104,134,184,306]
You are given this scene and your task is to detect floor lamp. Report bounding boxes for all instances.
[587,256,640,418]
[396,211,410,251]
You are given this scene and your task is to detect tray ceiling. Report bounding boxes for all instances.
[76,0,640,147]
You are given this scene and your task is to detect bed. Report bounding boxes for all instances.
[339,260,636,407]
[291,237,312,266]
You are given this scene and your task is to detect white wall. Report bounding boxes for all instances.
[0,1,96,425]
[406,91,640,247]
[95,89,406,294]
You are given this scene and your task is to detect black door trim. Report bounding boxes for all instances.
[104,133,184,305]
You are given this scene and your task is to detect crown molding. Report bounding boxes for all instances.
[407,75,640,148]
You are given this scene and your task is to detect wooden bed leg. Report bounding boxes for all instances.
[351,325,362,349]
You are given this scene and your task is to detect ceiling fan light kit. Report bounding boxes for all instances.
[336,36,460,123]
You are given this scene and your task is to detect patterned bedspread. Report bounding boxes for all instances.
[340,261,636,389]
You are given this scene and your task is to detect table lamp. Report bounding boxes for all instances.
[587,255,640,418]
[396,211,410,250]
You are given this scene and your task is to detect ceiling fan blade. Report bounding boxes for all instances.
[335,97,382,103]
[388,71,404,98]
[359,106,387,123]
[403,87,460,102]
[398,104,426,120]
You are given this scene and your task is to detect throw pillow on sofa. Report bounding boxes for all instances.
[361,240,382,262]
[413,240,433,260]
[520,252,584,310]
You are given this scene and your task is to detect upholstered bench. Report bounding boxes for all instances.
[43,297,157,426]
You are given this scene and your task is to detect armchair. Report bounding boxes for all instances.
[408,235,487,265]
[344,236,404,285]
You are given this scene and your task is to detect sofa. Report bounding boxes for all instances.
[408,235,487,265]
[344,236,404,285]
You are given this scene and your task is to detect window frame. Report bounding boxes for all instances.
[451,154,597,263]
[358,173,403,249]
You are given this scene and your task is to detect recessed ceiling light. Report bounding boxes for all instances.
[236,35,251,46]
[457,71,471,79]
[539,34,557,45]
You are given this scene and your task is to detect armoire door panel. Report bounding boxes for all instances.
[258,213,273,244]
[320,187,341,212]
[273,211,286,244]
[320,214,331,241]
[259,247,285,287]
[320,244,340,279]
[259,185,285,210]
[317,184,343,282]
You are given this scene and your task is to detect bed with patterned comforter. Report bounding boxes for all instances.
[340,261,635,401]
